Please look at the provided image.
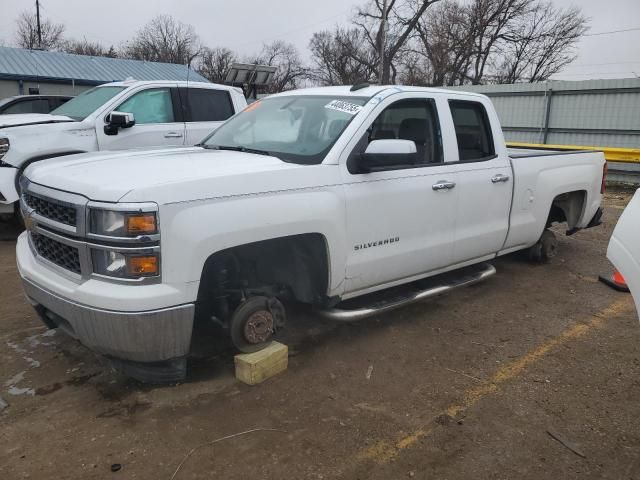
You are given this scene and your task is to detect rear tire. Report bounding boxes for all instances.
[528,229,558,263]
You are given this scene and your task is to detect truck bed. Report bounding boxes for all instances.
[508,147,601,159]
[500,147,605,254]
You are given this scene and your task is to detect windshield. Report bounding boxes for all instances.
[202,95,369,164]
[50,86,126,121]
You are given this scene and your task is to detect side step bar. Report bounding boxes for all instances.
[318,263,496,322]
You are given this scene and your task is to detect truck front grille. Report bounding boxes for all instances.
[24,193,77,227]
[31,233,81,274]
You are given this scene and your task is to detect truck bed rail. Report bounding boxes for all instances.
[507,142,640,164]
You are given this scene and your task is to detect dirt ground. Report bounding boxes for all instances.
[1,189,639,480]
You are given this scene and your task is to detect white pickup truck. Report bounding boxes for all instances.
[16,85,606,382]
[0,79,247,219]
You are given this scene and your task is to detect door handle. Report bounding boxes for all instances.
[491,174,510,183]
[164,132,183,138]
[432,180,456,191]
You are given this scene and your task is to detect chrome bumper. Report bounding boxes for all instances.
[21,277,195,363]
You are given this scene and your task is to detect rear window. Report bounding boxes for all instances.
[449,100,495,161]
[2,98,49,114]
[184,88,234,122]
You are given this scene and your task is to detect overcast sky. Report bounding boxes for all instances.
[0,0,639,81]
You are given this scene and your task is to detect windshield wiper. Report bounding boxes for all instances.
[208,145,274,157]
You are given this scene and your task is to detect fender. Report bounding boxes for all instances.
[157,186,349,299]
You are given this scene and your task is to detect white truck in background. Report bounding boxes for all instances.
[16,84,606,382]
[0,80,247,220]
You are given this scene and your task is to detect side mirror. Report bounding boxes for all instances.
[358,139,417,173]
[104,111,135,136]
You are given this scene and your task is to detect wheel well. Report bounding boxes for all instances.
[546,191,586,230]
[196,233,330,323]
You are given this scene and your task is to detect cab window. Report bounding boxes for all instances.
[183,88,234,122]
[367,98,443,166]
[116,88,175,124]
[449,100,495,161]
[3,98,49,114]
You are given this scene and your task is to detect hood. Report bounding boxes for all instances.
[0,113,74,129]
[24,147,315,203]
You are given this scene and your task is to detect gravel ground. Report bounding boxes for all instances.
[1,189,639,480]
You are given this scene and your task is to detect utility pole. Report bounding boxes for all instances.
[378,0,388,84]
[35,0,43,48]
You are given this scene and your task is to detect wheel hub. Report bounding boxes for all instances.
[243,310,274,344]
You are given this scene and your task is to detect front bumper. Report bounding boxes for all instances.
[17,233,195,363]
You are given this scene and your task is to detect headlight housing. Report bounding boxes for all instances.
[89,209,158,238]
[87,204,160,280]
[0,138,9,162]
[91,250,159,279]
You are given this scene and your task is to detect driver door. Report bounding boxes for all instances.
[96,87,186,150]
[341,95,459,295]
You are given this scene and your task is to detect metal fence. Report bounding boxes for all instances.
[449,78,640,183]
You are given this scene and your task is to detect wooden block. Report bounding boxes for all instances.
[234,341,288,385]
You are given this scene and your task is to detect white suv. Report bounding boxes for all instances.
[0,80,247,219]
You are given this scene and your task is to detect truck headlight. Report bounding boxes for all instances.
[89,209,158,237]
[0,138,9,162]
[91,250,159,278]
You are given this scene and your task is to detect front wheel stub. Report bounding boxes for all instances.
[230,296,285,353]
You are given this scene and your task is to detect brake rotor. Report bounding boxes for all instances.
[243,309,274,344]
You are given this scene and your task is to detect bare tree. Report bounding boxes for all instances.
[14,10,65,50]
[353,0,441,84]
[494,3,587,83]
[463,0,532,84]
[413,0,475,86]
[122,15,200,64]
[309,27,377,85]
[62,38,117,57]
[406,0,588,85]
[196,47,237,83]
[251,41,307,93]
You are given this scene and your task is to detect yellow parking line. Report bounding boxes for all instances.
[357,296,634,464]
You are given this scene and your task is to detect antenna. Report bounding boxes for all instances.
[186,54,191,87]
[177,52,198,124]
[35,0,43,48]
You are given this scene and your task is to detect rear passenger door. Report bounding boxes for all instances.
[180,88,235,145]
[97,86,186,151]
[448,100,512,264]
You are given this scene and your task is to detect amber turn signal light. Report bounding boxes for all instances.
[126,214,157,235]
[126,255,159,276]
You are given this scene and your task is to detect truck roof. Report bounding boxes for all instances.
[270,85,488,100]
[98,79,243,94]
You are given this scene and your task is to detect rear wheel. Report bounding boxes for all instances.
[229,296,285,353]
[528,229,558,263]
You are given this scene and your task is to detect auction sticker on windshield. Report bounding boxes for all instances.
[325,100,363,115]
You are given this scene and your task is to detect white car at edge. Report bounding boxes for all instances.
[608,189,640,317]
